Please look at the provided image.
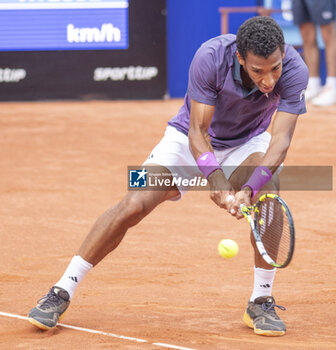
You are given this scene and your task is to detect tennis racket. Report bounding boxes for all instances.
[240,193,295,268]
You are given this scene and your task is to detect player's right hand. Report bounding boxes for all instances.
[207,170,235,210]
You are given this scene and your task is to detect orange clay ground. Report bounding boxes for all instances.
[0,99,335,350]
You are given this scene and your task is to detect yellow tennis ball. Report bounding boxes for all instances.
[218,239,239,259]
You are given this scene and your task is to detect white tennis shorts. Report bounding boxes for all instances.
[143,126,271,195]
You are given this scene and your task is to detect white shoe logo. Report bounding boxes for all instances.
[200,154,208,161]
[261,170,269,176]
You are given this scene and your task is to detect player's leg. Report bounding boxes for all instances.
[320,21,336,78]
[299,23,321,100]
[77,178,179,266]
[228,152,286,336]
[303,0,336,106]
[28,168,180,330]
[292,0,321,100]
[311,20,336,106]
[28,125,195,330]
[299,23,319,77]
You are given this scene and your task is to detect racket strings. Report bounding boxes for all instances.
[257,199,291,266]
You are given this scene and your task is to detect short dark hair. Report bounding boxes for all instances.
[236,16,285,60]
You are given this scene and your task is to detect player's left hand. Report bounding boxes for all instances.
[229,187,252,219]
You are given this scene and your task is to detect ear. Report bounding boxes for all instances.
[236,51,245,66]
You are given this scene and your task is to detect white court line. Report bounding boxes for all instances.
[0,311,198,350]
[153,344,198,350]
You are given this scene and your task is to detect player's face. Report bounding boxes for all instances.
[237,48,285,94]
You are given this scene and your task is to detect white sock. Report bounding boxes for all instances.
[325,77,336,89]
[250,266,276,302]
[55,255,93,300]
[308,76,321,88]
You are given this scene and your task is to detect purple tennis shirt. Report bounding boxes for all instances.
[168,34,309,149]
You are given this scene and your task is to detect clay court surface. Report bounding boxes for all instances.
[0,99,335,350]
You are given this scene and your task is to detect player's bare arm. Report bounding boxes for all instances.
[259,111,298,171]
[188,99,214,155]
[232,111,299,218]
[189,98,234,210]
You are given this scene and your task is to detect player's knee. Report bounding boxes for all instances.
[118,194,147,226]
[300,24,317,44]
[302,34,317,46]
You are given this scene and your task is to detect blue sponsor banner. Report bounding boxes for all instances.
[0,0,167,101]
[0,1,128,51]
[0,0,128,9]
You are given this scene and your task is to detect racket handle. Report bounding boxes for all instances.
[239,203,247,214]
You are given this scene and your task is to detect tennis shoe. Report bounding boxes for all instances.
[28,286,70,330]
[304,82,321,101]
[243,296,286,336]
[311,86,336,107]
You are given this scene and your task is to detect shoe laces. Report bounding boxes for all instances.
[38,289,64,310]
[261,300,286,319]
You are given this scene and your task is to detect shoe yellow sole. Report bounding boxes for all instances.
[28,316,53,331]
[28,310,67,331]
[243,311,286,337]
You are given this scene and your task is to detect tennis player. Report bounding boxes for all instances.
[28,16,308,337]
